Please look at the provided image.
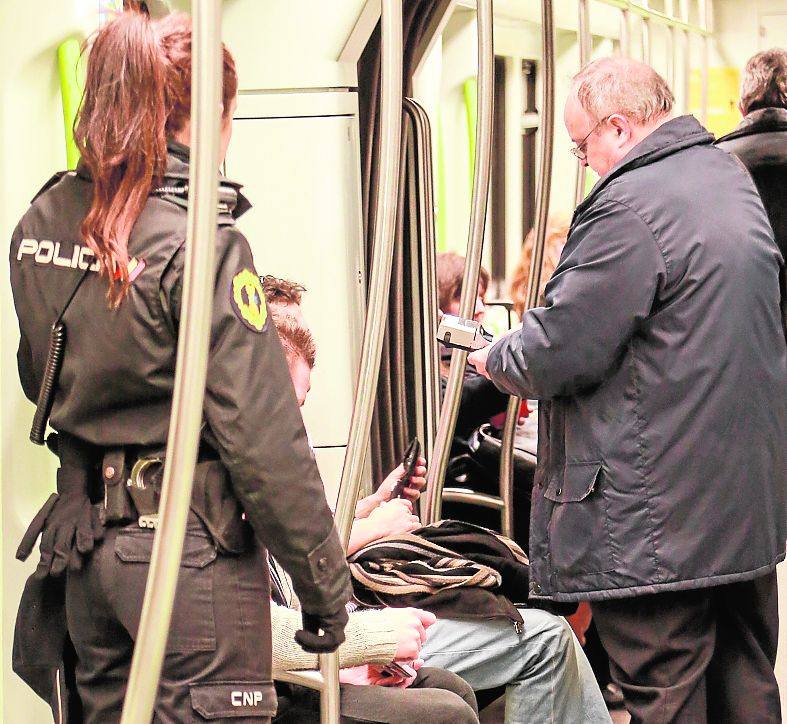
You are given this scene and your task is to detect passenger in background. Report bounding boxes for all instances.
[260,274,308,325]
[437,251,488,324]
[469,57,786,723]
[436,253,509,461]
[716,48,787,331]
[509,217,570,318]
[267,279,611,724]
[508,217,570,455]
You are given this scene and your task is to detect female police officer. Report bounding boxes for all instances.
[9,7,351,721]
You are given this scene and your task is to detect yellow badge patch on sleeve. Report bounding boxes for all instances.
[231,268,268,332]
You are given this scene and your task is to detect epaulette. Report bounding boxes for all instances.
[31,171,73,204]
[151,181,248,226]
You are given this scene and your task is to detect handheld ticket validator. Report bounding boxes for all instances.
[436,314,493,352]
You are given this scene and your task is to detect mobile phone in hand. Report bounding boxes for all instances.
[382,662,417,679]
[390,438,421,499]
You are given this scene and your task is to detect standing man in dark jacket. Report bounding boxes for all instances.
[469,57,786,723]
[716,48,787,332]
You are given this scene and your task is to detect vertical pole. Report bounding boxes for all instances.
[120,1,222,721]
[423,0,495,524]
[497,0,555,541]
[620,9,631,58]
[574,0,591,207]
[701,34,709,125]
[323,2,403,719]
[683,30,691,114]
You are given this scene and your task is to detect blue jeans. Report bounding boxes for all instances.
[420,608,610,724]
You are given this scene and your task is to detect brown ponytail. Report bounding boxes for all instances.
[75,8,168,306]
[75,8,238,308]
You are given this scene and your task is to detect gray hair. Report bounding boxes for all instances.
[572,57,674,124]
[740,48,787,114]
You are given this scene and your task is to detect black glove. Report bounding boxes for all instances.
[294,606,349,654]
[16,467,104,578]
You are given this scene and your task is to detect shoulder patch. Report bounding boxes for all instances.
[231,268,267,332]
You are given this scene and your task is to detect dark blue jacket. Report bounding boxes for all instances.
[487,116,787,601]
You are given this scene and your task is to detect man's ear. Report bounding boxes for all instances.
[608,114,629,140]
[737,101,746,118]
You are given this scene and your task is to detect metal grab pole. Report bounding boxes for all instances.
[574,0,591,207]
[120,2,221,721]
[423,0,494,525]
[497,0,556,540]
[620,9,630,57]
[700,34,709,125]
[404,99,440,463]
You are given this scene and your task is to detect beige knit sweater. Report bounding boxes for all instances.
[272,604,399,671]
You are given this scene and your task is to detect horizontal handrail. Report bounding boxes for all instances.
[455,0,710,34]
[596,0,711,35]
[442,489,507,510]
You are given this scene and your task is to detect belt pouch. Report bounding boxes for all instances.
[102,449,135,523]
[190,460,250,554]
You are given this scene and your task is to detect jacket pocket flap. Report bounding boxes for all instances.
[190,681,276,719]
[544,462,602,503]
[115,529,217,568]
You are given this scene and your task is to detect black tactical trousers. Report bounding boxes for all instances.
[66,513,276,723]
[591,571,781,724]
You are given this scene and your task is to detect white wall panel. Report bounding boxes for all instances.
[225,101,366,449]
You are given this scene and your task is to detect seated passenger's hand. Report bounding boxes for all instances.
[378,456,427,503]
[366,499,421,539]
[339,661,423,688]
[385,607,436,661]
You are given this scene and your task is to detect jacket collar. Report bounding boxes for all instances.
[715,107,787,144]
[75,140,251,220]
[576,115,714,217]
[162,140,251,219]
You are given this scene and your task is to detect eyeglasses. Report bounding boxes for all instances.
[570,116,610,160]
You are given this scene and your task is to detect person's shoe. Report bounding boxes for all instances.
[603,683,625,710]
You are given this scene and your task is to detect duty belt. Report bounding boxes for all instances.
[126,456,164,529]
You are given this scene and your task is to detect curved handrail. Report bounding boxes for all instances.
[496,0,556,541]
[422,0,494,525]
[404,98,440,462]
[574,0,591,207]
[120,1,222,721]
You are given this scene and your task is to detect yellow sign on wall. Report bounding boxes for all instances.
[689,66,741,138]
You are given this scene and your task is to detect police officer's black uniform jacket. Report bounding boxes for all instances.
[10,142,352,714]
